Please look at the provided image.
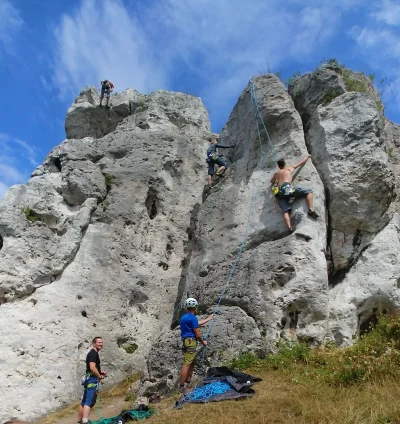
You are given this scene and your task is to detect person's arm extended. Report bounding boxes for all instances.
[292,154,311,169]
[89,362,103,379]
[198,314,215,326]
[194,328,207,345]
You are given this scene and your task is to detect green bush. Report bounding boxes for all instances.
[121,343,138,354]
[21,207,41,223]
[323,89,341,105]
[287,71,302,87]
[230,352,257,370]
[233,314,400,387]
[103,173,113,191]
[342,69,368,93]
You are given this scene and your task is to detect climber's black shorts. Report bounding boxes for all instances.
[207,158,226,176]
[277,186,312,214]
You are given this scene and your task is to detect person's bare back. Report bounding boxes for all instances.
[274,167,294,186]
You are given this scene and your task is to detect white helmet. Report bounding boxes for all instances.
[185,298,198,308]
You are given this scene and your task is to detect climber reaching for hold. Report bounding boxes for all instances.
[206,137,235,186]
[179,298,214,393]
[100,79,114,108]
[270,154,319,233]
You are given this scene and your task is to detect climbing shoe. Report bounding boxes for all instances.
[289,227,295,234]
[308,210,319,219]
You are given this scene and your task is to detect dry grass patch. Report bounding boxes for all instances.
[149,371,400,424]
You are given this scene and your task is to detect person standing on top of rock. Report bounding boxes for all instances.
[270,154,319,233]
[206,137,235,186]
[179,298,214,393]
[100,79,114,108]
[77,337,107,424]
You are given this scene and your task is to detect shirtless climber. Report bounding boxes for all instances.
[100,80,114,107]
[206,137,234,186]
[179,298,214,393]
[270,154,319,233]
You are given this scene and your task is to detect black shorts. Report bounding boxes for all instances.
[277,186,312,213]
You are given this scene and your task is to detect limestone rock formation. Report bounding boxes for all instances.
[143,74,328,394]
[290,64,400,347]
[1,64,400,421]
[0,87,210,422]
[291,65,396,273]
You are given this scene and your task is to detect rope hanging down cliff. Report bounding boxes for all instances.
[197,79,278,375]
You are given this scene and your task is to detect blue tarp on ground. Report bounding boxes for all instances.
[175,366,262,408]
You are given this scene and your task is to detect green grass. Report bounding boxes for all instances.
[121,343,138,354]
[241,313,400,387]
[323,89,341,105]
[342,69,368,93]
[287,71,302,87]
[21,207,41,223]
[103,173,113,191]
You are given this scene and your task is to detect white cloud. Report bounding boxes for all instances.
[51,0,373,129]
[52,0,167,99]
[0,182,8,199]
[0,133,38,199]
[374,0,400,26]
[0,0,23,55]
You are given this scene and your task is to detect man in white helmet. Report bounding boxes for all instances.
[179,298,214,392]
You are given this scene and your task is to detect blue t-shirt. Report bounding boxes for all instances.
[180,313,199,338]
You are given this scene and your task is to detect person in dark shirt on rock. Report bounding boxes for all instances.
[206,137,235,186]
[179,298,214,393]
[77,337,107,424]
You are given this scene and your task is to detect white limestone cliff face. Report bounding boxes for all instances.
[0,88,210,421]
[290,65,400,347]
[1,66,400,420]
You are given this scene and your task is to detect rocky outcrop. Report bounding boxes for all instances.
[308,92,395,272]
[290,65,396,274]
[143,74,329,394]
[1,64,400,421]
[0,88,210,421]
[328,212,400,345]
[65,87,209,139]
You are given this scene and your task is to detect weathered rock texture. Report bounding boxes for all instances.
[291,65,396,274]
[1,65,400,420]
[0,87,209,421]
[290,65,400,346]
[143,74,328,394]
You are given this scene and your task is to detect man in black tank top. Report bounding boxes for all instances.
[77,337,107,424]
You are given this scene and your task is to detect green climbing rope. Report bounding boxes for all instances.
[89,409,155,424]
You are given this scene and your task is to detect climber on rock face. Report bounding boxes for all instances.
[77,337,107,424]
[270,154,319,233]
[100,80,114,108]
[179,298,214,393]
[206,137,234,186]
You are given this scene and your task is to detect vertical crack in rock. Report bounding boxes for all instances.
[170,203,200,329]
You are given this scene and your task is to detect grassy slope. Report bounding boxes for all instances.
[38,315,400,424]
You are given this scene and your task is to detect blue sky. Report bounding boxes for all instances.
[1,0,400,198]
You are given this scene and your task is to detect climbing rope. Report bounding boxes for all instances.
[90,410,155,424]
[196,80,279,378]
[97,385,102,420]
[181,381,232,403]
